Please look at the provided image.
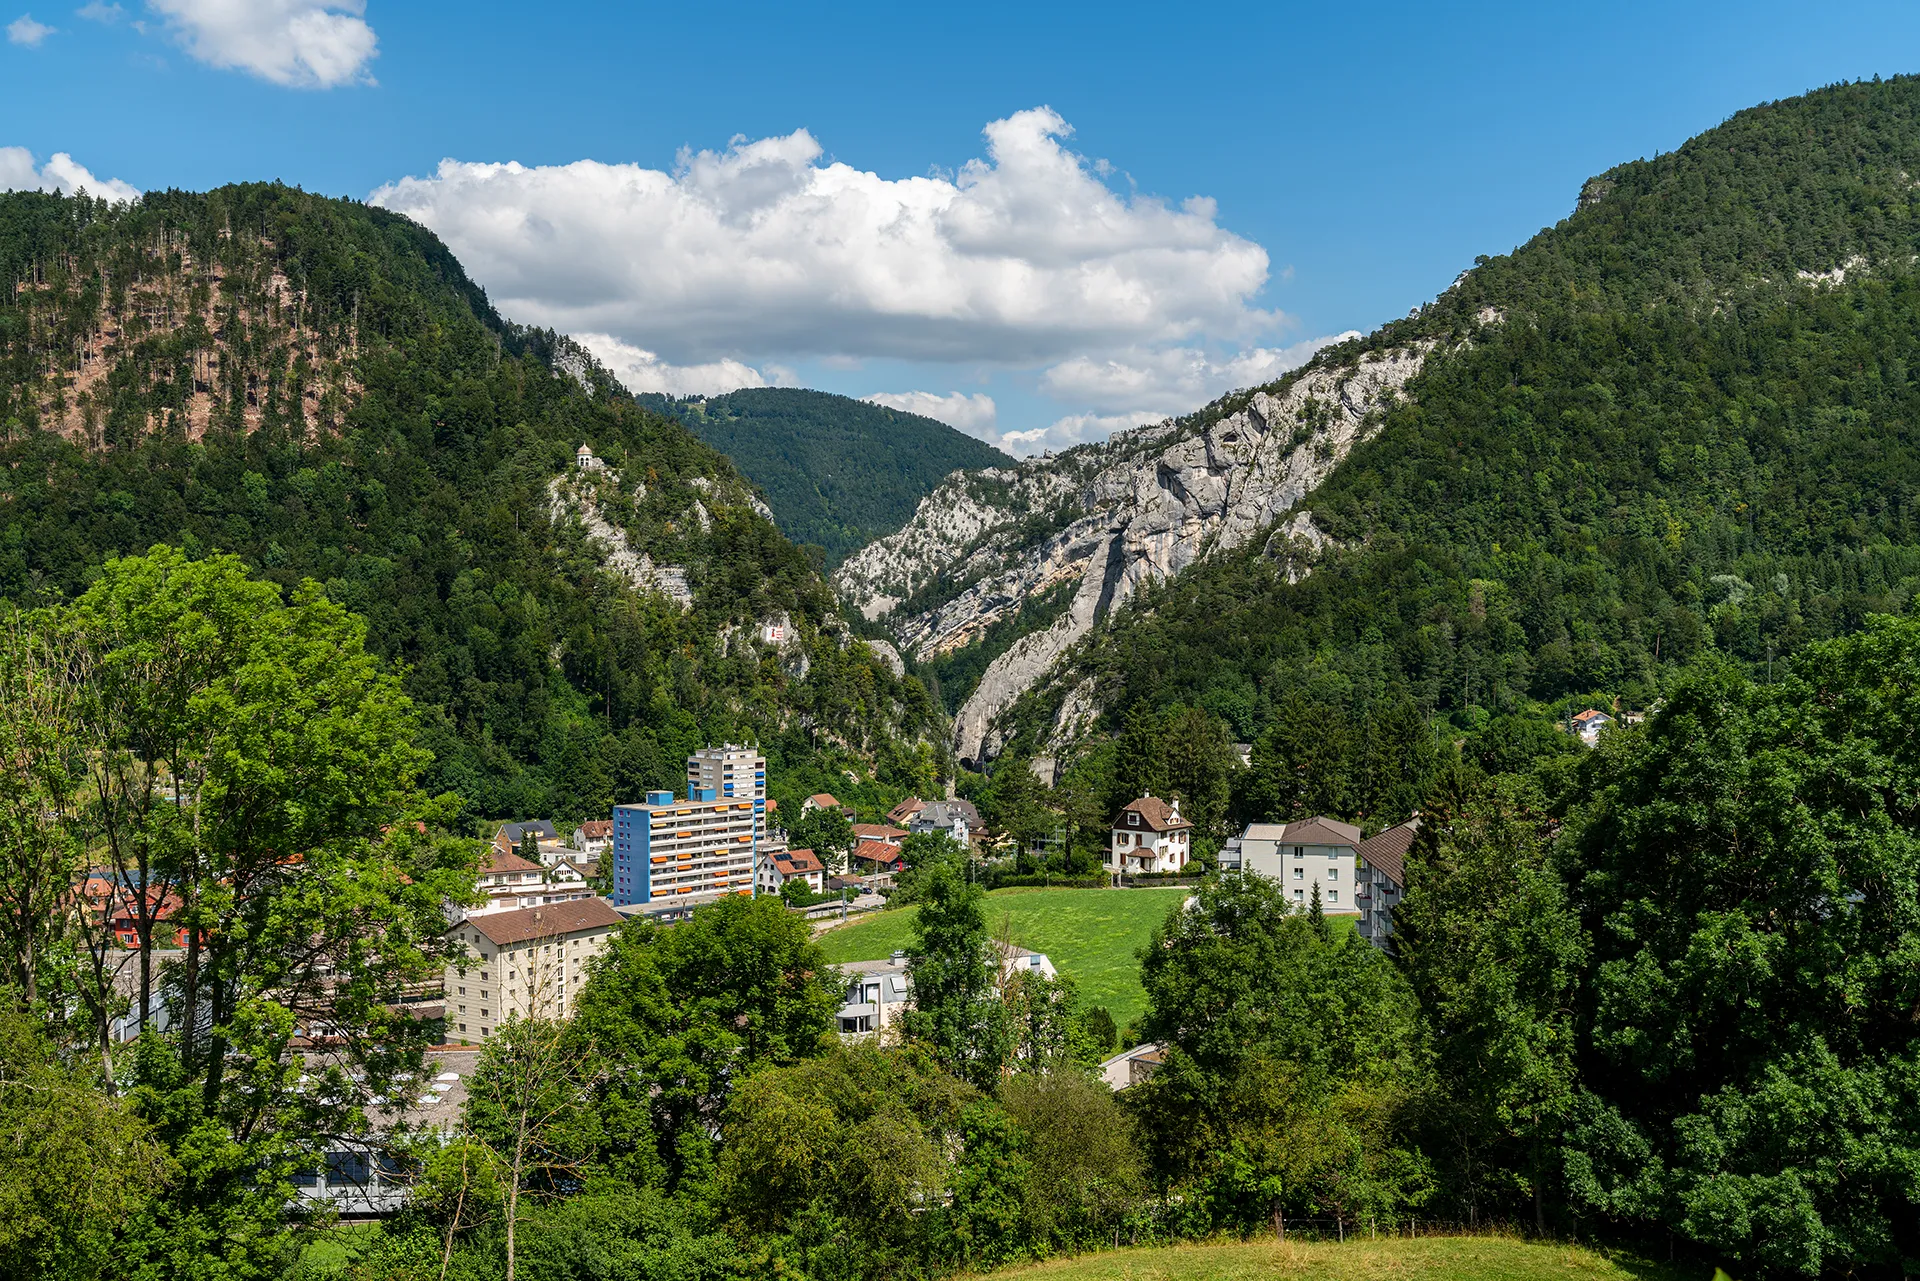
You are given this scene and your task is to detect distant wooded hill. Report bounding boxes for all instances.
[638,388,1012,566]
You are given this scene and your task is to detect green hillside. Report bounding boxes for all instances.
[817,886,1190,1029]
[1011,76,1920,760]
[0,185,944,822]
[639,387,1012,565]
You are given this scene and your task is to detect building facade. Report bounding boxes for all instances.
[1355,818,1418,949]
[611,788,759,906]
[445,899,622,1042]
[1229,815,1363,914]
[1109,796,1193,874]
[688,744,767,837]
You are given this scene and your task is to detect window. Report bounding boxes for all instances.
[481,1009,490,1017]
[481,1026,490,1037]
[1293,889,1304,901]
[1294,867,1303,880]
[1328,867,1339,881]
[1293,846,1303,858]
[1128,813,1139,826]
[459,1023,467,1032]
[1328,890,1339,903]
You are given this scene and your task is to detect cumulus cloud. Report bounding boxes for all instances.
[7,13,54,44]
[1000,410,1166,456]
[864,390,999,441]
[1040,333,1361,415]
[147,0,377,88]
[369,108,1275,366]
[0,147,140,202]
[76,2,126,21]
[576,332,773,398]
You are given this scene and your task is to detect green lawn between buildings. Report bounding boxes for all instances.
[815,887,1192,1032]
[981,1236,1697,1281]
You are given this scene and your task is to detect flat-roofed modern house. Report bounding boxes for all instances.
[445,898,622,1042]
[1109,796,1193,874]
[1230,815,1363,914]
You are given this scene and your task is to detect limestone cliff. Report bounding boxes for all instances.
[834,341,1438,764]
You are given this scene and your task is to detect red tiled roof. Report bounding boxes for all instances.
[887,797,927,825]
[578,820,611,839]
[852,840,902,866]
[852,823,908,842]
[774,848,824,875]
[1572,709,1610,725]
[806,793,841,808]
[461,898,622,946]
[1114,796,1191,833]
[482,848,542,876]
[1357,818,1420,887]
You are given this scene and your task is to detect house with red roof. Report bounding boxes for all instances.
[1109,796,1193,874]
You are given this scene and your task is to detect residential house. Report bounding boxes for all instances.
[852,839,905,875]
[1099,1042,1165,1090]
[572,820,612,858]
[1108,796,1193,874]
[802,792,841,814]
[1355,818,1419,949]
[758,847,826,896]
[1229,815,1363,914]
[492,820,564,864]
[836,954,914,1037]
[886,796,927,826]
[445,899,622,1043]
[909,799,980,849]
[1571,708,1614,746]
[851,822,908,847]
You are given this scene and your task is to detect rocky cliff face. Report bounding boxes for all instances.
[834,341,1438,764]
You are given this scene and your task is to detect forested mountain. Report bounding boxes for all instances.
[0,184,944,823]
[638,387,1011,566]
[851,77,1920,780]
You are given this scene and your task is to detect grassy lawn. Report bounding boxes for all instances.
[815,887,1190,1031]
[985,1236,1695,1281]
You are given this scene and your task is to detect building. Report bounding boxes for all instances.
[758,847,826,896]
[688,744,767,837]
[851,822,908,847]
[445,899,622,1042]
[802,792,841,814]
[467,847,595,918]
[611,788,758,906]
[1099,1042,1164,1091]
[575,444,605,471]
[886,796,927,826]
[1355,818,1419,949]
[492,820,564,864]
[909,799,981,849]
[1571,708,1614,746]
[1230,815,1363,914]
[852,839,905,875]
[572,820,612,857]
[836,955,914,1037]
[1109,796,1193,874]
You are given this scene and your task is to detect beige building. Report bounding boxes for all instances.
[1230,815,1363,915]
[687,743,767,835]
[1109,796,1194,874]
[445,898,622,1042]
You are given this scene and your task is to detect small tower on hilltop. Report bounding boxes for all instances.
[576,444,603,471]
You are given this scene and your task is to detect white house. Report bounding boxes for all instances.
[757,846,826,895]
[1571,708,1614,746]
[445,899,622,1043]
[909,799,980,849]
[466,847,595,919]
[1109,796,1193,874]
[1231,815,1363,914]
[572,820,611,858]
[834,943,1056,1040]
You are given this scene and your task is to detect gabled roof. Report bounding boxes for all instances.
[915,799,980,828]
[1280,816,1362,847]
[852,839,902,865]
[774,848,824,875]
[1357,817,1420,887]
[495,820,558,846]
[481,848,543,876]
[460,898,621,946]
[887,797,927,824]
[577,820,611,839]
[806,793,841,808]
[852,823,908,842]
[1114,796,1191,832]
[1572,709,1612,725]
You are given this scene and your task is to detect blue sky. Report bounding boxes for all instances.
[5,0,1920,451]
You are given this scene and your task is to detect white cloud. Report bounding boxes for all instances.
[0,147,140,202]
[1000,410,1165,456]
[369,107,1276,367]
[575,332,772,398]
[7,13,54,44]
[146,0,376,88]
[864,390,999,441]
[1040,333,1361,415]
[76,1,124,22]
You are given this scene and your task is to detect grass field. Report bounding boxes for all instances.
[984,1237,1693,1281]
[815,887,1190,1031]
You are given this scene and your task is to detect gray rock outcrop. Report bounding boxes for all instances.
[834,342,1436,764]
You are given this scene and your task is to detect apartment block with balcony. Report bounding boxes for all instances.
[687,744,767,837]
[611,787,758,906]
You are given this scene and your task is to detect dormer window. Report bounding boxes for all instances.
[1128,813,1139,826]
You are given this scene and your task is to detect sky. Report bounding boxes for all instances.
[5,1,1920,453]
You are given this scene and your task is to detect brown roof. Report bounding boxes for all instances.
[852,839,903,866]
[774,848,824,875]
[578,820,611,838]
[1357,818,1420,887]
[806,793,841,808]
[461,898,622,946]
[1572,709,1610,725]
[481,848,543,876]
[1115,796,1192,833]
[852,823,908,842]
[1279,816,1362,847]
[887,797,927,824]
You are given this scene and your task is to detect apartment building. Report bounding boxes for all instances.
[1229,815,1363,914]
[687,744,767,836]
[611,787,758,906]
[445,898,622,1042]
